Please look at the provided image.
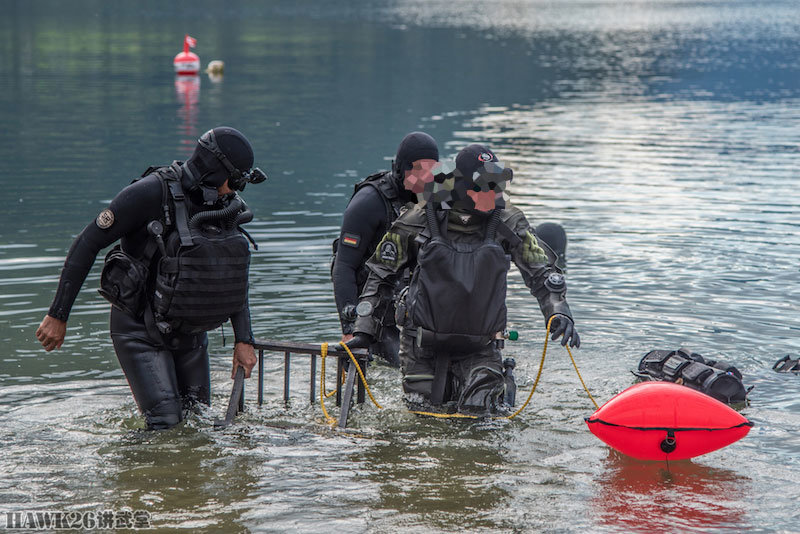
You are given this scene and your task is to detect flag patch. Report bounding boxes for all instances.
[342,233,361,248]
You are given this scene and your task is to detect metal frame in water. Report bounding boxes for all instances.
[217,340,371,428]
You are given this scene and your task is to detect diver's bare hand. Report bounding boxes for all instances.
[232,342,257,379]
[36,315,66,352]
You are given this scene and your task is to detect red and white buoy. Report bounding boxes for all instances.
[173,35,200,75]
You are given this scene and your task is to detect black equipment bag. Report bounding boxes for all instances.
[636,348,749,404]
[406,204,509,351]
[98,245,150,317]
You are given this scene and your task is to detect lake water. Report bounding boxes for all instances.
[1,1,799,532]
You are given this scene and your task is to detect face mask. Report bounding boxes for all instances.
[197,130,268,191]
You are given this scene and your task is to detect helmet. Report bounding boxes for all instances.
[391,132,439,183]
[187,127,266,192]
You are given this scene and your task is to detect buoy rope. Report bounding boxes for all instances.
[319,343,337,426]
[319,316,596,424]
[566,342,599,409]
[338,342,383,409]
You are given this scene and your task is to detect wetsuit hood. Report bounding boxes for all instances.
[391,132,439,184]
[185,127,254,187]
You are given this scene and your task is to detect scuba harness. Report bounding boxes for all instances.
[99,162,256,336]
[405,203,510,352]
[330,171,407,288]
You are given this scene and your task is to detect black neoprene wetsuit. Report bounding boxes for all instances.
[331,173,414,366]
[48,170,253,429]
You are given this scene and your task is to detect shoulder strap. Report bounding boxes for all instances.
[495,220,523,249]
[162,164,193,247]
[353,171,399,234]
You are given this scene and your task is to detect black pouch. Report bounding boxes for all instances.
[98,245,149,317]
[635,348,749,404]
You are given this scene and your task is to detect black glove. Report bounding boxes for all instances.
[345,333,373,350]
[549,314,580,348]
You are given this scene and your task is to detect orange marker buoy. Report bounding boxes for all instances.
[585,382,752,461]
[173,34,200,75]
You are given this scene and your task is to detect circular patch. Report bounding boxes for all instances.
[379,240,398,262]
[478,152,494,162]
[96,209,115,229]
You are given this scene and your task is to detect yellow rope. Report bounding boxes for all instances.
[338,342,383,409]
[504,315,555,419]
[319,316,597,425]
[410,315,598,420]
[318,343,337,426]
[566,344,599,409]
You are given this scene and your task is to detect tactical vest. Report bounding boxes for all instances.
[331,171,407,289]
[99,163,253,335]
[406,204,510,351]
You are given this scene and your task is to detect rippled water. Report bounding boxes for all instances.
[1,1,799,532]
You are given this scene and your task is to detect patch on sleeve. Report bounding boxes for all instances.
[379,240,398,262]
[521,231,548,264]
[96,208,115,229]
[373,232,406,269]
[341,233,361,248]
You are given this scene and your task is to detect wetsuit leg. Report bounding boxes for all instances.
[110,309,182,430]
[399,333,436,400]
[451,345,505,415]
[173,334,210,408]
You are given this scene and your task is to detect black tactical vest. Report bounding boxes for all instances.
[406,204,509,351]
[98,164,253,334]
[636,348,749,404]
[151,168,251,334]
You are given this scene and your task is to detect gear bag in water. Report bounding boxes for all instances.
[406,204,509,351]
[151,171,253,335]
[635,348,750,404]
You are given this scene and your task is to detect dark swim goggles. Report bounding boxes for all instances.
[197,130,267,191]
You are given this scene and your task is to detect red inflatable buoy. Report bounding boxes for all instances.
[585,382,752,461]
[173,34,200,75]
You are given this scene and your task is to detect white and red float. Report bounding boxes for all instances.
[173,34,200,75]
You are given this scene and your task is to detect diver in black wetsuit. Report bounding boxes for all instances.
[36,127,266,430]
[332,132,439,367]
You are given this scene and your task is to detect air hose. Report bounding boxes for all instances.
[188,196,244,229]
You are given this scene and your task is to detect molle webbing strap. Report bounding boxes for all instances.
[166,180,194,247]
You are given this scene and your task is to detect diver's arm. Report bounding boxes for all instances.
[352,225,416,339]
[47,178,163,321]
[38,178,163,350]
[332,186,389,334]
[507,210,573,323]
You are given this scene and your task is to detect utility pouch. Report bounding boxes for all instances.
[98,245,149,317]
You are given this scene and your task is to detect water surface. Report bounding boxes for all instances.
[1,1,799,532]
